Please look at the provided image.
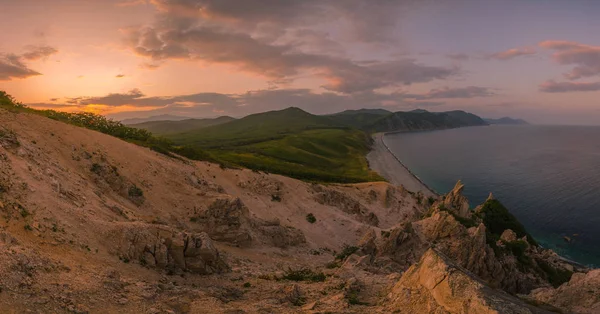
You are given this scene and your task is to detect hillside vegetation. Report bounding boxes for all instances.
[1,91,486,183]
[129,116,236,135]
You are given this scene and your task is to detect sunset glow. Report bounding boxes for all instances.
[1,0,600,124]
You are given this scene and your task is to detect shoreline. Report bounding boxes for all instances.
[367,132,437,197]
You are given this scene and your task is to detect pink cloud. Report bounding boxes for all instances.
[489,47,536,60]
[539,40,600,80]
[539,80,600,93]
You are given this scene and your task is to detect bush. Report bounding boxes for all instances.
[128,185,143,198]
[90,163,102,174]
[428,196,435,205]
[537,259,574,288]
[335,245,359,261]
[306,213,316,223]
[243,282,252,288]
[479,199,538,246]
[282,268,326,282]
[271,194,281,202]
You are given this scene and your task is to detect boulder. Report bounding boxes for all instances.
[530,269,600,314]
[385,249,553,314]
[105,223,230,274]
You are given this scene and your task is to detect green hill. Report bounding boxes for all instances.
[139,107,487,183]
[130,116,235,135]
[365,110,488,132]
[166,107,344,148]
[327,109,392,129]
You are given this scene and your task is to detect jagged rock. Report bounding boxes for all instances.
[251,219,306,248]
[282,284,304,306]
[194,197,253,246]
[358,229,377,256]
[501,229,518,242]
[105,223,230,274]
[368,223,427,272]
[529,269,600,314]
[442,180,470,218]
[385,249,553,314]
[192,197,306,248]
[312,185,379,226]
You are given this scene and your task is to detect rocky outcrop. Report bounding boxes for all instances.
[312,185,379,226]
[193,197,253,246]
[442,180,470,218]
[530,269,600,314]
[105,223,230,274]
[191,197,306,248]
[385,249,554,314]
[359,182,576,295]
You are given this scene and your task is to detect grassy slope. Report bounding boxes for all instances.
[130,116,236,135]
[163,107,383,182]
[168,107,342,147]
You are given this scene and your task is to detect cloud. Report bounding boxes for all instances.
[488,47,536,60]
[411,86,495,99]
[21,45,58,60]
[140,62,162,70]
[446,53,469,61]
[116,74,125,78]
[0,53,41,81]
[147,0,407,44]
[125,24,456,93]
[117,0,148,6]
[539,80,600,93]
[30,87,451,119]
[539,40,600,80]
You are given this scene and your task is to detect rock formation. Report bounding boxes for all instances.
[386,249,556,313]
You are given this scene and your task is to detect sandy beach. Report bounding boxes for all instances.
[367,133,437,197]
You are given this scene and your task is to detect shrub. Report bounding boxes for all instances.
[243,282,252,288]
[282,268,326,282]
[128,185,143,198]
[428,196,435,205]
[479,199,538,246]
[346,291,368,305]
[24,224,33,231]
[271,194,282,202]
[335,245,359,261]
[537,259,573,288]
[90,163,102,174]
[306,213,316,223]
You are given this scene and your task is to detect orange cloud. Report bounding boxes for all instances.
[489,47,536,60]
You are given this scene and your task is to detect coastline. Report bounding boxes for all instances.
[367,132,437,197]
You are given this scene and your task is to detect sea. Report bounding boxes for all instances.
[384,124,600,267]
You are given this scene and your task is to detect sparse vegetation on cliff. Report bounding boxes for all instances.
[478,199,538,246]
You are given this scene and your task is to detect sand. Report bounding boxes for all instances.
[367,133,436,197]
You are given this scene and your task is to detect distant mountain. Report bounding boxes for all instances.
[165,107,341,148]
[328,108,392,129]
[332,109,392,116]
[365,109,488,133]
[484,117,529,125]
[129,116,236,135]
[121,114,191,125]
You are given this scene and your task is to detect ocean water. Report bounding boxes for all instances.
[384,125,600,267]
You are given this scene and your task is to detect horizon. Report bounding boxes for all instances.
[1,0,600,125]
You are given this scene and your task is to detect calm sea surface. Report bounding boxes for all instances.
[385,125,600,266]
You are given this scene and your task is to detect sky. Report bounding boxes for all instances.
[1,0,600,125]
